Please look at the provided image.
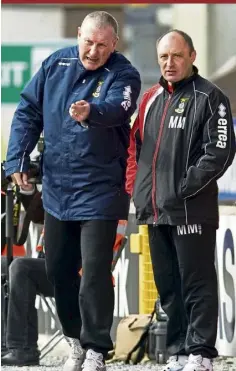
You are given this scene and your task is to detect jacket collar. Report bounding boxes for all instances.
[159,65,199,92]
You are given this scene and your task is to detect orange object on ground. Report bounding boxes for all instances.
[1,244,25,256]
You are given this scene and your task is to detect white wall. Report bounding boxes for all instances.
[1,5,66,159]
[208,4,236,75]
[172,4,208,77]
[2,6,64,42]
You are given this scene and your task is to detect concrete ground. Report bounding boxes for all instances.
[1,335,236,371]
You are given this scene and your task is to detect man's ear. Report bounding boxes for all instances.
[190,50,196,64]
[77,27,81,39]
[113,36,119,51]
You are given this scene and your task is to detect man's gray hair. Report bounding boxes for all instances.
[82,11,119,37]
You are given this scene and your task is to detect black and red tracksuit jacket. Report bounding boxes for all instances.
[126,69,236,227]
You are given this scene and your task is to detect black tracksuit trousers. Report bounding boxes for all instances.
[148,224,218,358]
[44,212,118,357]
[1,257,54,350]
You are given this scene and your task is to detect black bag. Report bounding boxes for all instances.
[14,189,44,246]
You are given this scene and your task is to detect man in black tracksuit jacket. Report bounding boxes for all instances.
[126,30,236,371]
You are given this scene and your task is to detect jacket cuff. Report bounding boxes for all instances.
[88,103,103,124]
[5,158,30,177]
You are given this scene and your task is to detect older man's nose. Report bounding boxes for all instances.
[89,45,98,56]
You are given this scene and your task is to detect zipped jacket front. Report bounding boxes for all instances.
[5,46,141,221]
[126,70,236,227]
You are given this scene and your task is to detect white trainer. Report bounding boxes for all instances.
[183,354,213,371]
[63,337,84,371]
[82,349,106,371]
[162,355,188,371]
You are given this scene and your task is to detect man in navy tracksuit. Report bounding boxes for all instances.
[5,11,141,371]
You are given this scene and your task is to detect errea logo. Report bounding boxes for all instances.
[216,103,228,149]
[216,118,228,149]
[218,103,226,118]
[58,62,70,66]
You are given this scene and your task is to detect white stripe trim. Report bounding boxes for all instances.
[184,200,188,225]
[16,118,34,172]
[20,149,28,172]
[59,58,78,60]
[185,81,197,173]
[194,88,213,168]
[134,125,138,166]
[194,89,209,97]
[183,81,197,223]
[195,96,213,168]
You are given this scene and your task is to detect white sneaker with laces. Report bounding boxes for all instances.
[162,355,188,371]
[183,354,213,371]
[82,349,106,371]
[63,337,84,371]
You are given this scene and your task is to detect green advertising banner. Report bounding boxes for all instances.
[1,41,75,104]
[1,46,31,103]
[1,42,75,159]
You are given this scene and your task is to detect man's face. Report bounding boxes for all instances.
[157,32,196,83]
[78,21,118,70]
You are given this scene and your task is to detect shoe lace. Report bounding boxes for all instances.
[83,350,104,371]
[188,354,203,365]
[166,356,180,366]
[68,338,83,358]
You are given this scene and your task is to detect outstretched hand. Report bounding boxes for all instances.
[69,100,90,122]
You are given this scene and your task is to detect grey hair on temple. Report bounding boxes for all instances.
[82,11,119,37]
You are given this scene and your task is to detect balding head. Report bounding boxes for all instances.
[157,30,196,84]
[157,29,195,54]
